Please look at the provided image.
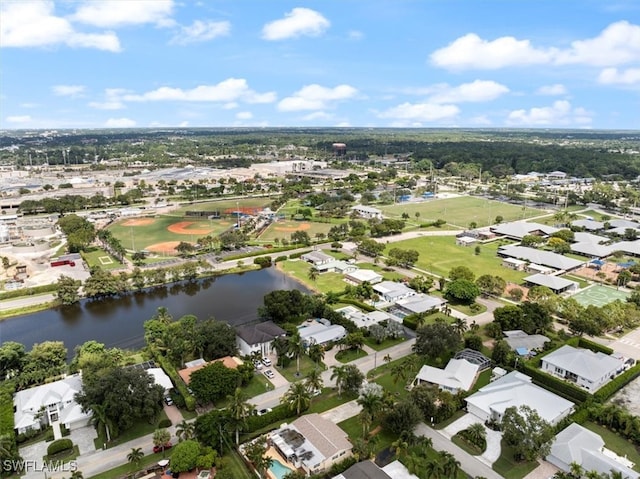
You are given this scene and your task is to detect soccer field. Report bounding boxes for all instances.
[380,196,548,228]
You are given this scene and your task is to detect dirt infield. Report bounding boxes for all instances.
[122,218,155,226]
[146,241,182,254]
[167,221,214,235]
[274,222,311,232]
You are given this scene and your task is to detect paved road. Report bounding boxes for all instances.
[0,293,56,311]
[415,423,504,479]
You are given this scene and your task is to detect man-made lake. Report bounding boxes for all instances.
[0,268,309,354]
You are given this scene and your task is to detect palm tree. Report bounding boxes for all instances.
[464,423,486,449]
[383,354,392,368]
[453,317,468,335]
[127,447,144,473]
[287,331,305,377]
[391,362,407,385]
[70,471,84,479]
[423,458,445,479]
[307,342,325,365]
[390,437,408,459]
[272,336,289,367]
[358,410,373,437]
[439,451,461,478]
[357,390,383,432]
[152,429,171,457]
[330,365,348,396]
[176,419,195,442]
[227,388,254,445]
[304,368,324,394]
[281,382,311,415]
[308,267,319,282]
[90,403,113,443]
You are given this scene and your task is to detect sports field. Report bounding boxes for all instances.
[258,220,335,243]
[107,216,233,254]
[380,196,548,228]
[384,236,529,284]
[571,284,630,307]
[170,198,271,216]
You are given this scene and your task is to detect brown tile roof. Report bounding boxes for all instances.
[177,356,243,385]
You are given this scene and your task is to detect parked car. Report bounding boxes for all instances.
[153,443,173,454]
[257,407,273,416]
[262,357,272,367]
[253,360,263,370]
[164,396,174,406]
[264,369,275,379]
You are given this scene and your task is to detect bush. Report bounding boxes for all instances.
[521,364,589,403]
[338,298,375,312]
[288,250,312,260]
[594,363,640,402]
[152,350,196,411]
[158,418,172,428]
[245,404,295,432]
[0,283,59,300]
[0,382,16,451]
[274,255,288,263]
[576,337,614,355]
[47,438,73,456]
[253,257,272,268]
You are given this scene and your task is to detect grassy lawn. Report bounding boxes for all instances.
[276,356,325,383]
[562,273,590,289]
[356,262,406,281]
[335,348,368,363]
[372,369,413,399]
[93,410,169,450]
[307,389,358,414]
[385,236,529,284]
[363,335,407,352]
[452,434,484,455]
[380,196,547,228]
[88,450,175,479]
[257,220,336,243]
[434,409,467,430]
[81,246,123,270]
[583,422,640,472]
[449,301,487,316]
[221,449,254,479]
[471,369,492,392]
[276,260,346,294]
[492,440,539,479]
[171,197,271,215]
[338,416,397,452]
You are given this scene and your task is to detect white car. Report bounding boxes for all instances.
[257,407,273,416]
[264,369,275,379]
[262,357,272,367]
[253,360,263,370]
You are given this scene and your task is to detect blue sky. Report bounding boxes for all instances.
[1,0,639,130]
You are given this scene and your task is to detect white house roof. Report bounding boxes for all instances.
[573,232,608,244]
[345,269,383,283]
[299,322,347,345]
[492,222,559,239]
[415,359,479,392]
[147,367,173,391]
[610,240,640,256]
[302,251,334,263]
[541,345,623,384]
[609,219,640,229]
[351,205,382,214]
[465,371,574,424]
[395,294,446,314]
[499,245,584,270]
[524,273,577,291]
[373,281,415,298]
[571,219,605,231]
[549,423,639,479]
[570,242,614,258]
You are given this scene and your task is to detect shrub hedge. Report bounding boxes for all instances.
[246,404,298,432]
[158,418,172,428]
[47,438,73,456]
[151,350,196,411]
[594,363,640,402]
[0,382,16,443]
[565,336,614,355]
[337,298,376,312]
[0,283,59,300]
[288,250,313,260]
[521,364,589,403]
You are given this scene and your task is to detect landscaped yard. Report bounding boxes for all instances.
[384,236,529,284]
[307,389,358,414]
[81,246,123,271]
[583,422,640,472]
[492,440,539,479]
[335,348,368,363]
[93,410,169,450]
[276,260,346,294]
[276,355,325,383]
[380,196,548,228]
[88,450,176,479]
[363,335,407,352]
[338,415,397,452]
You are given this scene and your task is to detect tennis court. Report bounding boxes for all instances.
[571,284,630,307]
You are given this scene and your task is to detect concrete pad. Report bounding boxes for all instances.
[480,428,502,465]
[522,460,560,479]
[69,425,98,455]
[321,400,362,424]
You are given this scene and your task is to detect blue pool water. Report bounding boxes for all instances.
[269,459,293,479]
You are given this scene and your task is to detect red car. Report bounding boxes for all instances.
[153,443,172,454]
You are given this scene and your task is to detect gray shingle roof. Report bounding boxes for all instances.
[499,245,584,270]
[524,273,577,291]
[492,222,559,239]
[235,321,285,346]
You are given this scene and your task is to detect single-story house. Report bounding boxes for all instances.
[344,269,383,285]
[270,413,353,475]
[299,319,347,346]
[178,356,243,385]
[392,294,447,316]
[236,320,286,356]
[373,281,416,302]
[503,330,550,352]
[147,367,173,393]
[301,251,334,266]
[465,371,574,425]
[456,236,477,247]
[315,260,358,274]
[498,244,584,271]
[547,423,639,479]
[502,257,527,271]
[524,273,578,294]
[540,345,625,392]
[491,222,559,240]
[14,374,92,434]
[351,205,383,220]
[413,358,479,394]
[335,306,393,328]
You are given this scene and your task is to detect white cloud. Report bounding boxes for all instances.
[431,21,640,70]
[469,115,493,125]
[0,1,120,51]
[71,0,174,28]
[431,33,554,70]
[170,20,230,45]
[278,84,357,111]
[598,67,640,85]
[52,85,86,97]
[302,111,332,121]
[378,102,459,122]
[236,111,253,120]
[6,115,32,124]
[428,80,509,103]
[105,117,136,128]
[536,84,568,95]
[88,88,128,110]
[262,8,330,41]
[122,79,276,104]
[348,30,364,40]
[507,100,592,126]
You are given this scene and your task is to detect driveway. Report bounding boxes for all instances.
[321,400,361,423]
[163,404,184,425]
[69,425,98,455]
[442,413,502,466]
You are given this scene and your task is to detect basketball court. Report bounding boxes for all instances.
[571,284,630,307]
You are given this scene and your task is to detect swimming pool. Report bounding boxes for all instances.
[269,459,293,479]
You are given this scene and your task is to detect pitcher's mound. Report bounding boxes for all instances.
[147,241,181,254]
